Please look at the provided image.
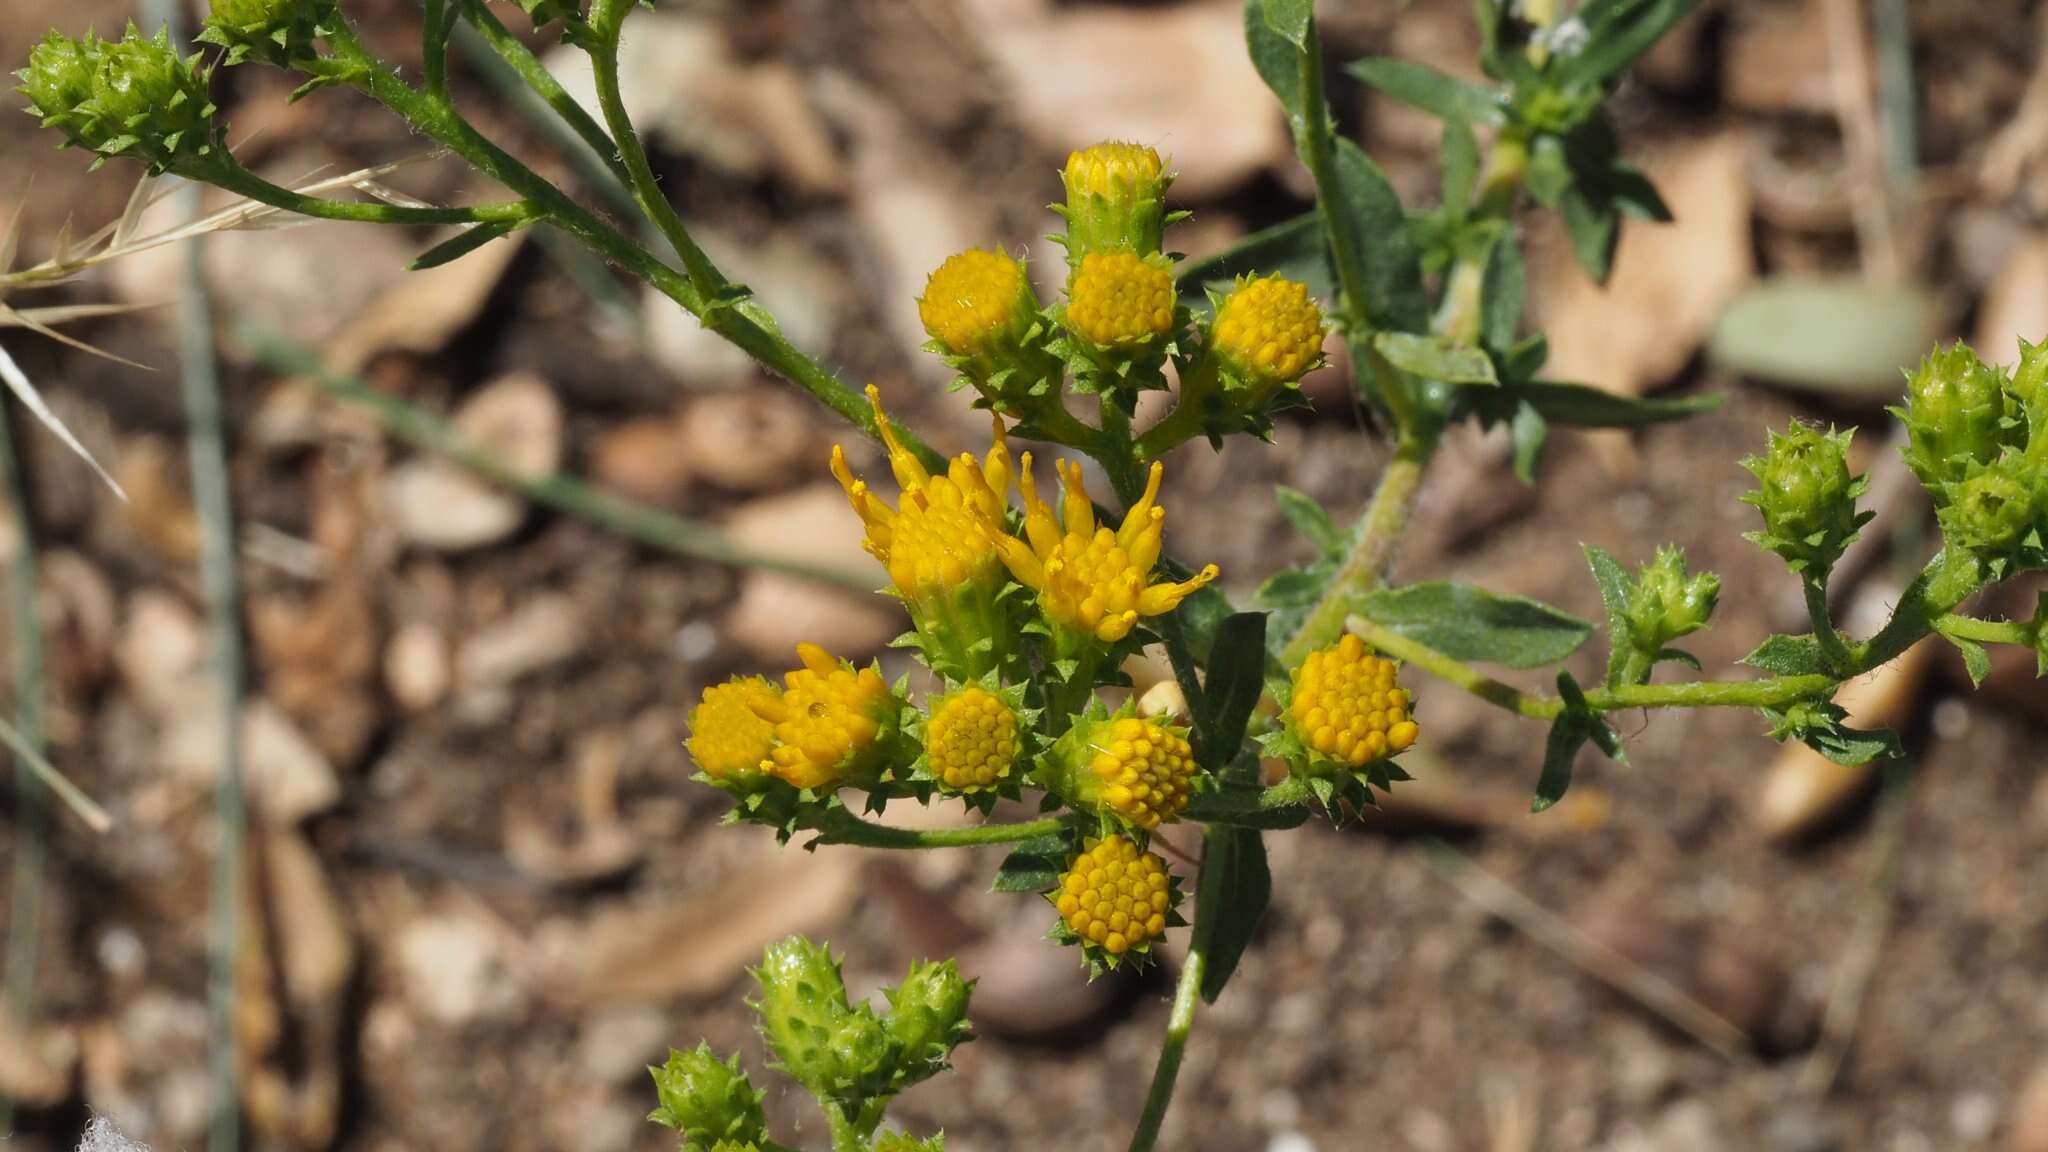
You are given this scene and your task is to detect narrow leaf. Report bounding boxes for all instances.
[1260,0,1313,47]
[1273,486,1344,558]
[410,221,517,271]
[1374,331,1498,385]
[1936,628,1992,687]
[1174,213,1331,305]
[1583,545,1635,689]
[1347,57,1504,126]
[1361,581,1594,668]
[1556,0,1705,88]
[1741,633,1830,676]
[1517,380,1718,427]
[1332,140,1432,333]
[1196,825,1270,1003]
[1533,714,1587,812]
[1194,613,1270,772]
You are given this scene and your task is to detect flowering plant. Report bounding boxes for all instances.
[20,0,2048,1148]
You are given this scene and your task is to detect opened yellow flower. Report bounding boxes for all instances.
[830,386,1012,600]
[686,677,780,784]
[748,643,894,791]
[1287,633,1418,769]
[989,454,1216,644]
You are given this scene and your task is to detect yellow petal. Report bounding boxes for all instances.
[1136,564,1219,616]
[865,384,929,491]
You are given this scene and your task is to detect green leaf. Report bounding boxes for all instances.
[1346,58,1503,126]
[1517,379,1719,427]
[1708,278,1945,400]
[1442,118,1480,217]
[1260,0,1313,47]
[1332,139,1432,333]
[1480,231,1525,354]
[1935,626,1992,687]
[1741,633,1830,676]
[1803,722,1902,767]
[1258,568,1328,609]
[409,221,516,271]
[1655,646,1703,671]
[1244,1,1302,121]
[1561,185,1621,283]
[1583,545,1634,689]
[1196,824,1270,1003]
[1557,0,1705,89]
[1361,581,1594,668]
[1509,401,1548,483]
[1194,613,1270,772]
[991,833,1071,893]
[1174,213,1331,305]
[1274,486,1345,558]
[1374,331,1499,385]
[1534,713,1587,812]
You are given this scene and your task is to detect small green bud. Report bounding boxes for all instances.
[1058,142,1172,264]
[20,25,221,175]
[1935,459,2043,574]
[197,0,335,68]
[18,31,104,144]
[1895,343,2006,494]
[1625,546,1719,653]
[513,0,586,29]
[647,1045,767,1152]
[823,1007,895,1100]
[1740,422,1872,577]
[752,936,853,1094]
[883,960,974,1089]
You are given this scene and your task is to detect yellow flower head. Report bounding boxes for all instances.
[1064,250,1175,350]
[1062,141,1166,202]
[1211,275,1327,390]
[748,643,894,791]
[918,247,1033,358]
[1287,633,1418,769]
[1060,141,1172,261]
[924,685,1020,794]
[1082,713,1198,828]
[1054,835,1176,958]
[830,386,1013,600]
[686,677,780,784]
[989,453,1217,644]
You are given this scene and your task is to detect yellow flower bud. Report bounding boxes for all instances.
[924,686,1020,794]
[1054,836,1176,958]
[1063,251,1175,351]
[1060,141,1172,262]
[1211,275,1327,391]
[918,248,1033,358]
[1287,634,1418,770]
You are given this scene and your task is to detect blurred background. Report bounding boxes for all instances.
[3,0,2048,1149]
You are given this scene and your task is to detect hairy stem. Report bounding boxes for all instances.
[1281,434,1431,664]
[1125,827,1215,1152]
[813,811,1066,850]
[199,157,537,227]
[1805,577,1856,674]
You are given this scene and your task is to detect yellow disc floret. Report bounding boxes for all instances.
[686,677,780,783]
[1287,633,1419,768]
[1064,251,1175,349]
[1055,836,1175,957]
[1087,714,1197,829]
[1062,141,1165,201]
[986,454,1217,644]
[748,643,893,791]
[925,686,1020,793]
[1211,275,1327,388]
[830,386,1012,600]
[918,248,1030,357]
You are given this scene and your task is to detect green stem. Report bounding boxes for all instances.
[245,328,877,591]
[1805,578,1855,674]
[1124,828,1214,1152]
[322,18,949,474]
[813,811,1066,850]
[1934,613,2031,646]
[1281,434,1432,664]
[823,1103,867,1152]
[454,0,641,215]
[199,157,536,227]
[586,0,726,298]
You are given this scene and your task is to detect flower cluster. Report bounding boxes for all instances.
[18,25,220,175]
[683,138,1400,974]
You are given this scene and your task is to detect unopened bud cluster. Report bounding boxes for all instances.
[19,25,219,175]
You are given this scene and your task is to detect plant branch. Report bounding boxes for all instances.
[1124,826,1215,1152]
[1934,613,2032,646]
[1281,433,1431,664]
[810,810,1067,850]
[197,156,537,227]
[1805,578,1856,674]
